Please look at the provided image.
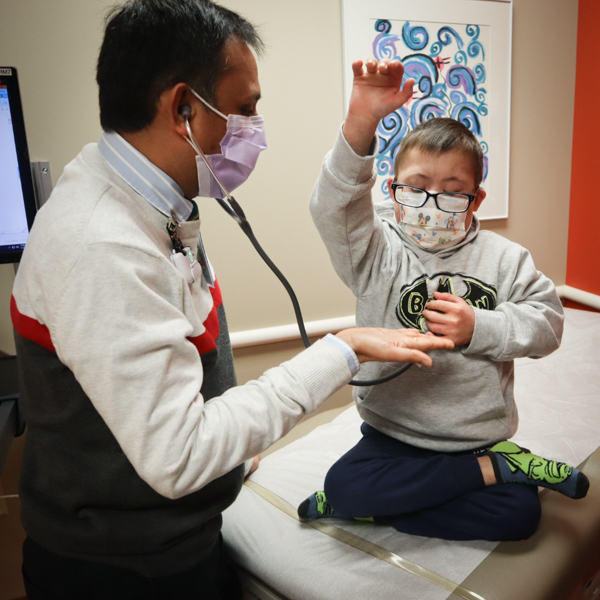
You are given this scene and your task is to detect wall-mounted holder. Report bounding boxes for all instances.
[30,160,53,209]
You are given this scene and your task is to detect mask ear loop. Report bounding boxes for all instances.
[183,120,229,199]
[183,117,246,225]
[190,88,229,120]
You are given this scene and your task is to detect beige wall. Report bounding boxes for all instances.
[484,1,577,273]
[0,0,578,362]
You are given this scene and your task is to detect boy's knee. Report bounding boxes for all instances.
[324,467,351,511]
[487,486,541,541]
[510,491,542,539]
[500,505,540,540]
[324,463,368,515]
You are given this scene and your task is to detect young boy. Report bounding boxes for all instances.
[298,58,589,541]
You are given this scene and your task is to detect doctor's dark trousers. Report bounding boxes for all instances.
[22,533,242,600]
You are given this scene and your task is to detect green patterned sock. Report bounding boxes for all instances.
[298,491,335,519]
[297,491,374,522]
[486,441,589,499]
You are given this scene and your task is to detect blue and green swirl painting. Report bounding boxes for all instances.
[373,20,489,192]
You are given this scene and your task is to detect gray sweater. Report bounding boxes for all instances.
[12,142,355,575]
[310,129,564,452]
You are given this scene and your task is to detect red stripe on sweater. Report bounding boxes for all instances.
[12,282,224,357]
[11,295,56,352]
[187,282,223,355]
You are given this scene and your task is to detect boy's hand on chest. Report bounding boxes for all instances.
[422,292,475,346]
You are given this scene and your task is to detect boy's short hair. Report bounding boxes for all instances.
[394,118,484,187]
[97,0,263,133]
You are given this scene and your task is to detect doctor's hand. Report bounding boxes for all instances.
[336,327,453,367]
[422,292,475,346]
[343,58,415,156]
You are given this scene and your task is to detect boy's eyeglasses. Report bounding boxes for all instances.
[390,184,477,214]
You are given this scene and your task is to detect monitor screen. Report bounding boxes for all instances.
[0,67,37,264]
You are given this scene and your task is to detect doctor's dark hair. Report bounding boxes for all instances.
[393,118,484,187]
[97,0,263,133]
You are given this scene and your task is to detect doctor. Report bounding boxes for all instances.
[11,1,453,598]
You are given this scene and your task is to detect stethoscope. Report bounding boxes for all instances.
[178,109,412,387]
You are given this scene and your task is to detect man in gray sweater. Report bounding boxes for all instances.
[299,57,588,540]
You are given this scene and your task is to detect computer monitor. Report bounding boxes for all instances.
[0,67,37,264]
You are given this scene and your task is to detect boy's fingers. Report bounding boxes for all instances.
[424,300,451,313]
[422,308,446,324]
[399,78,415,101]
[351,60,364,77]
[365,59,378,73]
[424,324,444,338]
[433,291,459,302]
[387,59,404,76]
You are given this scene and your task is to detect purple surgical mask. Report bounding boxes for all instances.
[186,89,267,198]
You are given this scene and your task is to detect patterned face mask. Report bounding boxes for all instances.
[397,203,468,250]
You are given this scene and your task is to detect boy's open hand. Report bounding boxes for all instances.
[422,292,475,346]
[343,58,415,156]
[336,326,453,367]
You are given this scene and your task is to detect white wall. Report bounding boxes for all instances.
[0,0,578,355]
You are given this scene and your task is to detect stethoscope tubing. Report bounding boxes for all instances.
[216,196,412,387]
[184,116,412,386]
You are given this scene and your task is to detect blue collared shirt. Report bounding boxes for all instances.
[322,334,360,377]
[98,131,194,222]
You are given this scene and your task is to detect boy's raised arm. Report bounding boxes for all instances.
[343,59,415,156]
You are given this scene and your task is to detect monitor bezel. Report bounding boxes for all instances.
[0,67,37,264]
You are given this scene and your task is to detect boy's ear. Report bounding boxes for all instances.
[473,188,486,211]
[386,177,395,198]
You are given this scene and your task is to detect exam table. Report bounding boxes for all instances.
[222,306,600,600]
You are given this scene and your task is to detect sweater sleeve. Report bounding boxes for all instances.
[50,242,354,500]
[309,127,399,297]
[465,245,564,361]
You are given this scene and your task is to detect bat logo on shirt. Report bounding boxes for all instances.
[396,273,497,332]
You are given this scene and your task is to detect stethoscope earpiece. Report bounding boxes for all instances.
[178,104,192,119]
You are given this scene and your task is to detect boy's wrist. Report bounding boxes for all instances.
[328,126,377,187]
[342,113,380,156]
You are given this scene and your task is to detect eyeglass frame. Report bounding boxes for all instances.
[390,183,478,214]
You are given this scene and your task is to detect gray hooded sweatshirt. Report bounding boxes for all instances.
[310,129,564,452]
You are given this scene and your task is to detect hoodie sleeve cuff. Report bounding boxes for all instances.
[464,308,506,356]
[327,125,378,187]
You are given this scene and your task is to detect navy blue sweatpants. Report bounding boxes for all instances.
[324,423,541,541]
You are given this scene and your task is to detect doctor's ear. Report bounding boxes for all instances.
[161,82,194,135]
[178,105,192,120]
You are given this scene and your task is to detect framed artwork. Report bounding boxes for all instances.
[342,0,513,219]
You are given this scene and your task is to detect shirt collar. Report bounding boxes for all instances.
[98,131,193,221]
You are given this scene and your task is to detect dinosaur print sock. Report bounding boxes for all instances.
[297,491,374,522]
[486,441,589,499]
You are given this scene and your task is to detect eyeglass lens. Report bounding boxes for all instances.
[394,186,470,212]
